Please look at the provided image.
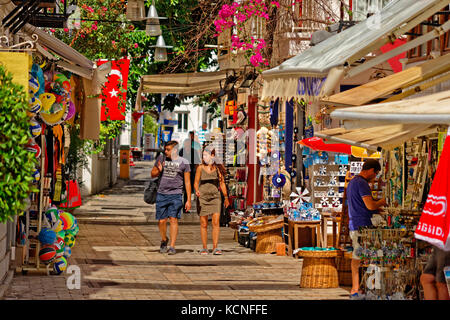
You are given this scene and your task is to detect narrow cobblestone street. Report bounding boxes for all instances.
[3,162,351,300]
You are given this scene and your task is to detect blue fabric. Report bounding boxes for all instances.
[285,99,294,173]
[347,175,376,231]
[156,193,183,220]
[270,98,279,127]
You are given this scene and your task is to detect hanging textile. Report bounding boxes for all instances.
[285,98,294,173]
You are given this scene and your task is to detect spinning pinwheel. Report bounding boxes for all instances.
[289,187,311,204]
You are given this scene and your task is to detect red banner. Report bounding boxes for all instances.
[97,58,130,121]
[380,38,407,73]
[415,128,450,251]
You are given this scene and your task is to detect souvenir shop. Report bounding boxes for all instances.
[1,36,87,276]
[226,87,449,299]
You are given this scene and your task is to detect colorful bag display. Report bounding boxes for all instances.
[58,180,82,209]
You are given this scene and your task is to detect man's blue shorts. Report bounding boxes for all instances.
[155,193,183,220]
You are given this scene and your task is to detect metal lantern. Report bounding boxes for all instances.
[126,0,146,21]
[150,35,173,62]
[146,0,167,36]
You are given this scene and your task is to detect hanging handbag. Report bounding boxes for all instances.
[144,156,165,204]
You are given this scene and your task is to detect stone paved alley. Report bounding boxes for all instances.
[3,161,350,300]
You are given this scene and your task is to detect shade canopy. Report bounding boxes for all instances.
[141,70,228,95]
[315,124,437,151]
[260,0,449,100]
[330,89,450,130]
[321,54,450,107]
[298,137,381,158]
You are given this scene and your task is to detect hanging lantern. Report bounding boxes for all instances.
[150,35,173,62]
[126,0,146,21]
[146,0,167,36]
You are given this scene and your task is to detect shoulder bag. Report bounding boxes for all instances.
[144,156,165,204]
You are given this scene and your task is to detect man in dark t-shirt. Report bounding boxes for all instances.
[347,159,387,298]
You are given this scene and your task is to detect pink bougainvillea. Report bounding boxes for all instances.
[214,0,280,69]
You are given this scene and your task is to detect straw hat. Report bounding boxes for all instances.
[40,98,69,126]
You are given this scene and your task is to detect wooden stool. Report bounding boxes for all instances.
[321,212,341,248]
[288,220,322,256]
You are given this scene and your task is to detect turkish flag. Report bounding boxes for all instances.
[97,58,130,121]
[415,127,450,251]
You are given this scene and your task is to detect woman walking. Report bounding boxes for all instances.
[194,145,229,255]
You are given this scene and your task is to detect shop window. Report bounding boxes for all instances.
[176,112,189,133]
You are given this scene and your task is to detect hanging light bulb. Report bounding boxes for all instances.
[146,0,167,36]
[126,0,146,21]
[150,35,173,62]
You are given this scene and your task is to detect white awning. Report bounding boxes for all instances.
[315,124,437,151]
[260,0,450,100]
[141,71,228,95]
[330,90,450,130]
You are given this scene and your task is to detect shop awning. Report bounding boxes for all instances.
[321,54,450,107]
[330,89,450,130]
[1,1,95,79]
[141,70,228,95]
[260,0,450,100]
[315,124,437,151]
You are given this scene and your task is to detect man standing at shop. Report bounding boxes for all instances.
[346,159,387,298]
[151,141,191,255]
[197,122,209,146]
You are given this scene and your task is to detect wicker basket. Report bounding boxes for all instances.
[247,215,284,233]
[255,228,283,254]
[299,250,339,288]
[336,253,352,286]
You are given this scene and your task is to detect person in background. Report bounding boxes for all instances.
[151,141,191,255]
[420,246,450,300]
[346,159,387,298]
[197,122,209,146]
[180,131,202,212]
[194,145,229,255]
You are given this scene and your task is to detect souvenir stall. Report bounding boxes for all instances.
[13,48,82,276]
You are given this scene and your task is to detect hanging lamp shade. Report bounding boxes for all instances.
[146,2,167,36]
[150,35,173,62]
[126,0,146,21]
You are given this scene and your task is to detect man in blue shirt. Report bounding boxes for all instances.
[346,159,387,297]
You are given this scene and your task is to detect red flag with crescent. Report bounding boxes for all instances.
[97,58,130,121]
[415,127,450,251]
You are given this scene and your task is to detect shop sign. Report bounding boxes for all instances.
[350,161,364,174]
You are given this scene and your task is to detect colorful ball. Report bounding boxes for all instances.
[56,230,66,239]
[29,96,42,114]
[52,218,65,233]
[29,76,40,95]
[53,256,67,275]
[63,246,72,258]
[59,211,74,230]
[54,240,64,258]
[32,169,40,183]
[26,142,41,158]
[39,244,57,265]
[29,118,41,137]
[38,228,57,245]
[45,207,60,227]
[64,233,75,248]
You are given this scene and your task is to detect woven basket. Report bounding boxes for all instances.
[255,228,283,254]
[247,215,284,233]
[336,254,352,286]
[299,250,339,288]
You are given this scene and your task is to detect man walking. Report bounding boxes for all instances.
[181,131,202,212]
[151,141,191,255]
[346,159,387,298]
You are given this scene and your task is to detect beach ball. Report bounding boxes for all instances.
[32,169,40,183]
[29,118,41,137]
[63,246,72,259]
[57,230,66,238]
[26,142,41,158]
[59,211,74,230]
[64,233,75,248]
[54,240,64,258]
[52,218,65,233]
[38,228,57,245]
[55,234,65,248]
[53,256,67,275]
[29,76,40,95]
[39,244,57,265]
[45,207,60,227]
[29,96,42,114]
